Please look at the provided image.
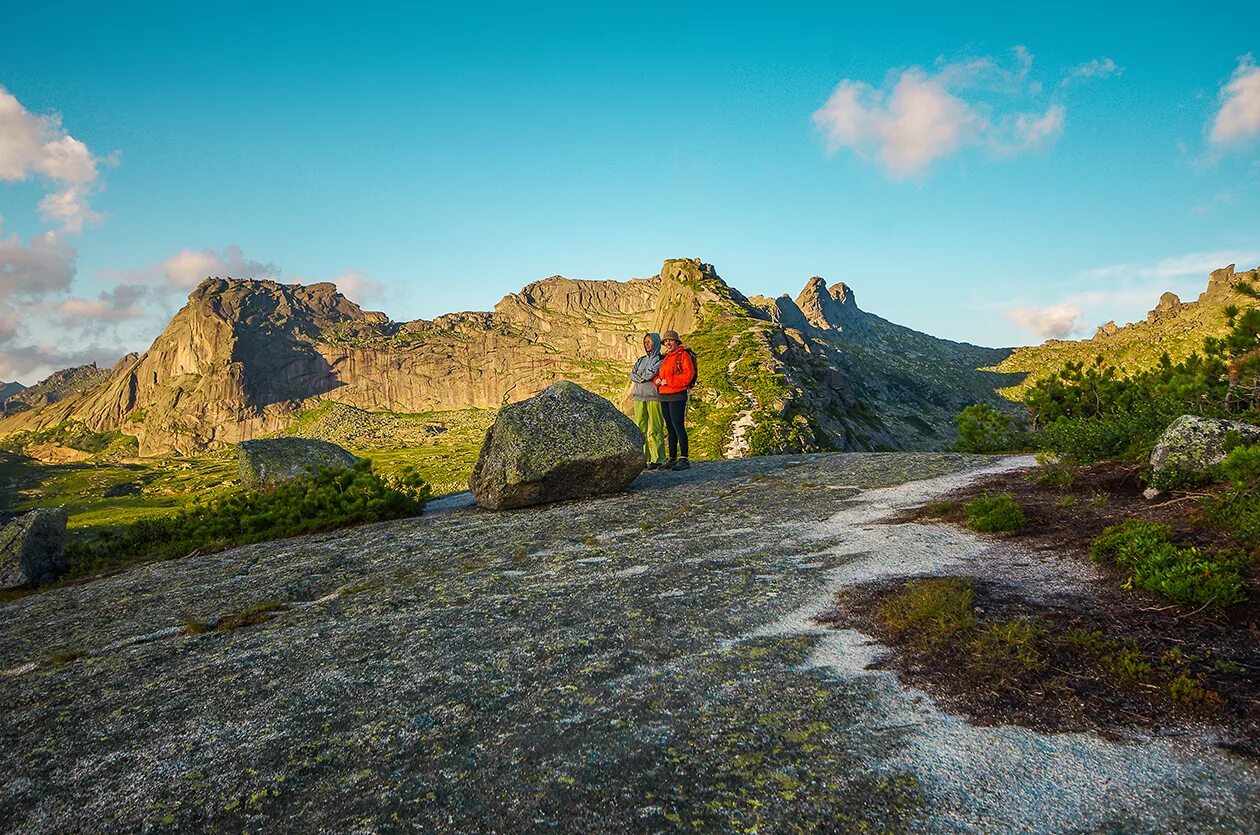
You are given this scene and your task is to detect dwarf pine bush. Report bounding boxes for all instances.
[66,462,427,576]
[963,493,1025,533]
[1090,519,1246,607]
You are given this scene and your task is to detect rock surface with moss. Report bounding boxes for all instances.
[236,437,363,486]
[1149,415,1260,481]
[0,508,67,589]
[469,381,643,509]
[2,452,1256,832]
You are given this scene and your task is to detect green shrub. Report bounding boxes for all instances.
[65,462,426,576]
[876,578,975,645]
[1090,519,1246,607]
[1219,443,1260,487]
[963,493,1025,533]
[1146,465,1217,492]
[952,404,1030,453]
[1168,672,1225,712]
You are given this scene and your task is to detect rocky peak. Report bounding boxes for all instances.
[8,364,109,410]
[1205,264,1237,298]
[188,278,369,333]
[795,276,864,334]
[1146,291,1185,324]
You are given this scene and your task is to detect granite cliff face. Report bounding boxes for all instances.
[0,258,1018,456]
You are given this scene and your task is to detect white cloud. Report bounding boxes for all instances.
[54,283,148,324]
[1210,54,1260,146]
[1005,303,1084,339]
[155,244,280,289]
[0,85,112,233]
[331,270,384,304]
[812,47,1066,178]
[812,71,982,178]
[0,224,77,300]
[1083,250,1260,283]
[1061,58,1121,86]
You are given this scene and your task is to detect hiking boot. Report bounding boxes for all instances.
[645,462,661,471]
[663,459,677,471]
[671,457,691,471]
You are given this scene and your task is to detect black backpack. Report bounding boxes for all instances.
[682,348,699,390]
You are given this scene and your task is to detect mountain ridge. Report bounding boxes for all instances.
[0,258,1019,457]
[994,263,1260,396]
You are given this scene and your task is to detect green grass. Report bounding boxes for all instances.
[963,493,1025,533]
[0,419,137,458]
[875,577,975,645]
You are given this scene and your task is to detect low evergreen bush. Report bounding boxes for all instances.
[963,493,1025,533]
[1090,519,1246,607]
[65,462,427,576]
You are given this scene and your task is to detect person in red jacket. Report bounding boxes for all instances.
[653,330,696,470]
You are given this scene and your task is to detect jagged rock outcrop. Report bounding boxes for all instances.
[469,382,644,509]
[794,277,866,336]
[0,508,68,589]
[236,438,364,486]
[0,257,1021,456]
[1147,292,1185,324]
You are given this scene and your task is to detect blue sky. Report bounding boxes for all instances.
[2,1,1260,382]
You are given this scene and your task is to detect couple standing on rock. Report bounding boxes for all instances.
[629,330,697,471]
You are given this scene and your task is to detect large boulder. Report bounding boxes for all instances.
[0,508,68,589]
[1150,415,1260,480]
[470,381,645,510]
[236,437,363,486]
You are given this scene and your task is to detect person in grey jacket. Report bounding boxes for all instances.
[629,332,668,469]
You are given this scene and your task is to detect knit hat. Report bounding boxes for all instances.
[661,330,681,342]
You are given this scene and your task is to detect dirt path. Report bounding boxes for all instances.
[2,452,1257,832]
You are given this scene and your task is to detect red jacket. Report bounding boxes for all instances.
[655,345,696,394]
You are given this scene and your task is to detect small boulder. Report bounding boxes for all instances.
[236,437,363,486]
[1150,415,1260,481]
[470,381,645,510]
[0,508,68,589]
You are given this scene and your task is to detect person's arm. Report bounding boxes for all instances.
[631,354,661,382]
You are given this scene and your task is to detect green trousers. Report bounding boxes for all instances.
[633,400,667,464]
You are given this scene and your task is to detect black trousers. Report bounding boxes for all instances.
[662,396,689,459]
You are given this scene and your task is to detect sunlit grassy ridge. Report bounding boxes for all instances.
[993,266,1259,400]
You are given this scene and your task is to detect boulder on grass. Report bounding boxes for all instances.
[470,381,645,510]
[0,508,68,589]
[236,437,363,486]
[1150,415,1260,481]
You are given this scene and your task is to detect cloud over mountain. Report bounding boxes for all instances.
[1005,302,1084,340]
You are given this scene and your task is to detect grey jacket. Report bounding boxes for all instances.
[629,333,663,401]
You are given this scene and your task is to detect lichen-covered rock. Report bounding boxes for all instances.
[0,508,68,589]
[1150,415,1260,479]
[470,381,645,509]
[236,437,363,486]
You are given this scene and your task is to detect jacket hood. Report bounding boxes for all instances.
[644,332,661,355]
